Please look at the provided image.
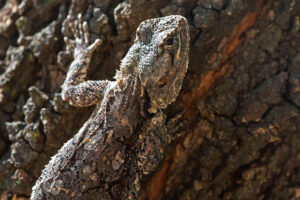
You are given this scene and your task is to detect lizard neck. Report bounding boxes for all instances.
[115,61,139,85]
[117,43,141,80]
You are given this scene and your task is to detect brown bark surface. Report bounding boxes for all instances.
[0,0,299,199]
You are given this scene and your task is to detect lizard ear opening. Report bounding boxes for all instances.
[157,76,169,88]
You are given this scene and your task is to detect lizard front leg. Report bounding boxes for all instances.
[115,112,169,199]
[137,111,186,174]
[137,112,169,175]
[62,13,110,107]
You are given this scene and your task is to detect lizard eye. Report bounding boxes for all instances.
[166,37,174,45]
[164,36,178,50]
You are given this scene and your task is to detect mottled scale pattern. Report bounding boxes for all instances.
[31,13,189,200]
[62,80,110,107]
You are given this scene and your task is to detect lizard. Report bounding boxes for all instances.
[31,13,190,200]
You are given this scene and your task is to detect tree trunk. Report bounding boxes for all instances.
[0,0,299,199]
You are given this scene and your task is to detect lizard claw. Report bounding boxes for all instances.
[77,13,90,45]
[83,21,89,45]
[88,39,102,53]
[77,13,83,39]
[65,13,102,55]
[64,37,73,51]
[67,15,79,39]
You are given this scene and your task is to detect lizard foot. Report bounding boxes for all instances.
[64,13,102,58]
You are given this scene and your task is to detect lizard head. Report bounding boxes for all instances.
[131,15,190,113]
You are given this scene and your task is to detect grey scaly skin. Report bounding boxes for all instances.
[31,14,189,200]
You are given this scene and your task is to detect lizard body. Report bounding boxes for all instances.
[31,14,189,200]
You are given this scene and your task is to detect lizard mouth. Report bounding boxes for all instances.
[157,76,169,88]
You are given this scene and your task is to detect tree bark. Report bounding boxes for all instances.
[0,0,299,199]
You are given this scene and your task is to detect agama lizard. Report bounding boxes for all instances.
[31,13,189,200]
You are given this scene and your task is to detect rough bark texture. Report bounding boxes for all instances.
[0,0,299,199]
